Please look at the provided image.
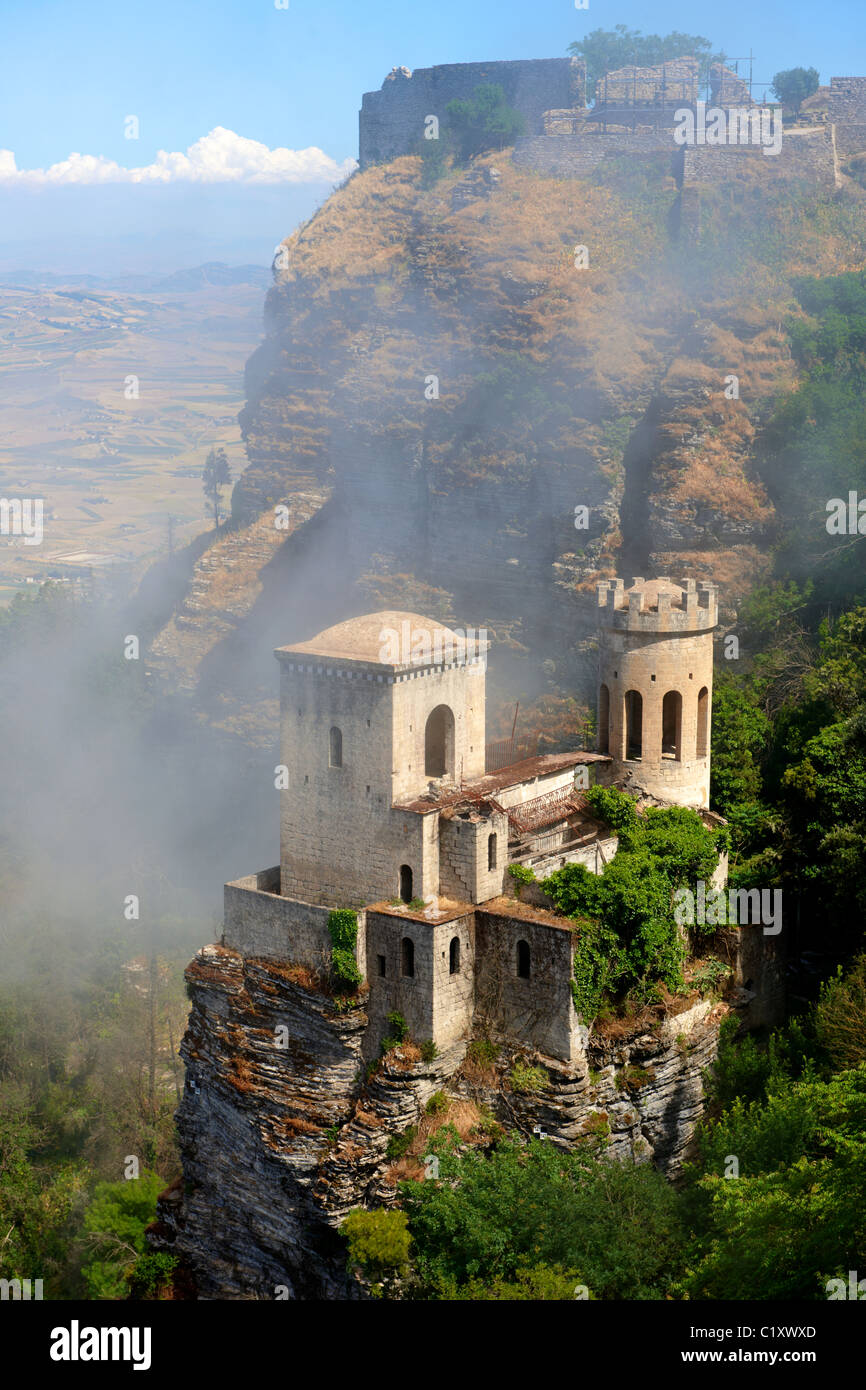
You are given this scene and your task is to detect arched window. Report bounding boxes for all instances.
[401,936,415,978]
[598,683,610,755]
[488,833,497,871]
[329,726,342,768]
[449,936,460,975]
[399,864,413,904]
[662,691,682,761]
[697,686,709,758]
[424,704,455,779]
[517,939,531,979]
[624,690,642,760]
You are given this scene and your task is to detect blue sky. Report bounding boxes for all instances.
[0,0,863,273]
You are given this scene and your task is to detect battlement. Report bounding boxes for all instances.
[597,576,718,633]
[358,56,585,168]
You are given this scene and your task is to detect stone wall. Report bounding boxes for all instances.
[514,831,618,879]
[514,121,836,193]
[438,806,510,902]
[475,906,578,1062]
[835,123,866,158]
[596,57,698,109]
[682,127,837,188]
[359,57,585,168]
[363,907,476,1054]
[828,77,866,123]
[513,128,676,180]
[223,873,358,972]
[276,647,486,907]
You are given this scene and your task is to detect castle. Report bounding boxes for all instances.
[218,575,775,1067]
[357,54,866,192]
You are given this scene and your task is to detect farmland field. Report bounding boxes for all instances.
[0,271,267,601]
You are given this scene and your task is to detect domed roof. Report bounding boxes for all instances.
[625,577,686,609]
[277,611,473,667]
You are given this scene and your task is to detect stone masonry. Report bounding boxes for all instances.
[359,57,585,168]
[597,577,716,808]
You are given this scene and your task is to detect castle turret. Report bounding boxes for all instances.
[596,576,717,808]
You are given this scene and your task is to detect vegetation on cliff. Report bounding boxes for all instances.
[343,980,866,1300]
[542,788,726,1019]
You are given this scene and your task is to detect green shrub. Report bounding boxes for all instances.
[584,785,641,832]
[691,959,732,995]
[81,1170,168,1300]
[343,1208,411,1289]
[127,1253,178,1300]
[507,864,536,885]
[386,1126,418,1161]
[467,1038,499,1067]
[437,1261,589,1300]
[445,83,527,164]
[386,1011,409,1042]
[328,910,362,991]
[420,1040,439,1063]
[508,1061,548,1094]
[425,1090,449,1116]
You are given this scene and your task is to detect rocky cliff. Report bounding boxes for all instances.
[151,939,728,1298]
[146,146,865,740]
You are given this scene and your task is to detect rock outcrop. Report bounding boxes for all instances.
[146,148,843,737]
[151,940,727,1298]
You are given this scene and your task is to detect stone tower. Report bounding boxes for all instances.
[596,577,718,808]
[274,611,487,907]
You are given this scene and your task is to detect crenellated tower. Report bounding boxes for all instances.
[596,576,718,808]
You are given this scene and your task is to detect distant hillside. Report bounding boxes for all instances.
[152,262,270,292]
[0,262,270,293]
[146,147,866,742]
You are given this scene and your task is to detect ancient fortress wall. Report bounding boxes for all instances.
[359,57,585,167]
[513,127,677,179]
[827,76,866,121]
[682,126,837,187]
[514,123,836,190]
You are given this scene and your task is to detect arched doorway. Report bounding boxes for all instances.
[662,691,682,760]
[425,704,455,779]
[598,684,610,754]
[401,937,415,977]
[449,937,461,975]
[697,687,709,757]
[624,690,643,760]
[399,864,413,904]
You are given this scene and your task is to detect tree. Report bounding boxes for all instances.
[202,447,231,529]
[343,1208,410,1296]
[771,67,820,114]
[684,1065,866,1300]
[815,955,866,1070]
[445,84,526,164]
[568,25,725,101]
[710,674,770,819]
[81,1169,167,1299]
[401,1134,683,1299]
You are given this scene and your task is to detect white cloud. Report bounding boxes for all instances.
[0,128,356,186]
